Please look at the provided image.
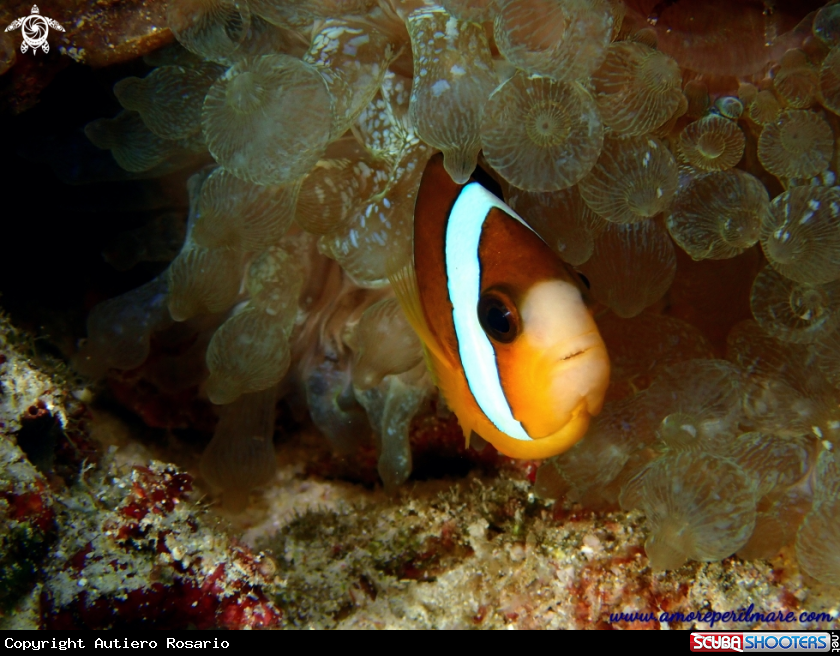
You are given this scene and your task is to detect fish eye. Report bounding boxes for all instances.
[477,292,519,343]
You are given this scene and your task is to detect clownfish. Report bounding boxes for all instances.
[390,154,610,459]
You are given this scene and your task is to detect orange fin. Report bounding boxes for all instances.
[389,259,451,368]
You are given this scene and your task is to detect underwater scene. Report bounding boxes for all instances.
[1,0,840,630]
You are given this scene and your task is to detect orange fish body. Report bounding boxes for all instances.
[391,154,610,459]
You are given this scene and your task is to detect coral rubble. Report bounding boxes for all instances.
[2,0,840,629]
[42,461,280,630]
[241,448,840,630]
[0,316,281,629]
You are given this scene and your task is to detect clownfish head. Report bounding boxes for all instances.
[395,153,610,459]
[475,272,609,442]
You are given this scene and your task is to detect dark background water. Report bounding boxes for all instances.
[1,57,187,357]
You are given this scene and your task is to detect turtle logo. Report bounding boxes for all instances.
[5,5,65,54]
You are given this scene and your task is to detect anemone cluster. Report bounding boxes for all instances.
[74,0,840,583]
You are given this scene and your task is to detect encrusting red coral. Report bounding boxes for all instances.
[41,462,281,629]
[1,312,282,629]
[0,438,58,616]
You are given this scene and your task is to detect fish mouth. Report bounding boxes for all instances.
[559,348,587,361]
[554,331,605,364]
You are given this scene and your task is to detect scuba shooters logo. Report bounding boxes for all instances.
[691,632,835,653]
[5,5,64,54]
[692,634,745,652]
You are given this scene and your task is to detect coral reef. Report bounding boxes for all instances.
[42,460,280,630]
[3,0,840,629]
[246,447,840,630]
[0,315,280,629]
[0,424,57,617]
